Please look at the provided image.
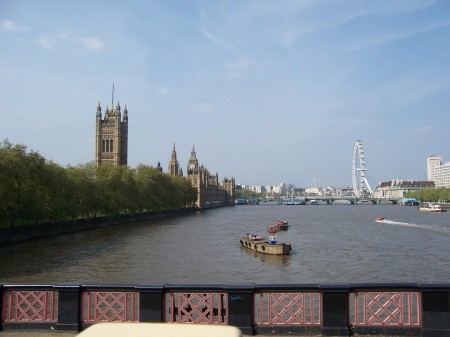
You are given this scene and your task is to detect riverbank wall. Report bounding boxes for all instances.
[0,203,232,245]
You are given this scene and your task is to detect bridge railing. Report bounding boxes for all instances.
[1,283,449,336]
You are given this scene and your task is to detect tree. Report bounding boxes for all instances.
[0,139,204,227]
[0,140,45,226]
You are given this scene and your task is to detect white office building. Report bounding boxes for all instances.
[426,155,442,181]
[433,162,450,188]
[426,155,450,188]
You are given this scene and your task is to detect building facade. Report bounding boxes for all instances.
[168,143,183,176]
[426,155,442,181]
[426,155,450,188]
[433,162,450,188]
[169,145,235,208]
[95,101,128,167]
[373,180,435,199]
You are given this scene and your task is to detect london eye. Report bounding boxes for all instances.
[352,140,373,197]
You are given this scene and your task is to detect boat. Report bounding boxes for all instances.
[267,225,278,234]
[240,234,291,255]
[375,217,386,223]
[418,203,447,212]
[275,220,288,230]
[236,198,260,205]
[282,197,305,205]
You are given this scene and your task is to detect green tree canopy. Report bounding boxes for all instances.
[0,139,198,227]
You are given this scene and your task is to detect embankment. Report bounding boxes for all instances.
[0,207,199,245]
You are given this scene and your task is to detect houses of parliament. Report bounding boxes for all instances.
[95,98,235,209]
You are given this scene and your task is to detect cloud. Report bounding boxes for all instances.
[200,25,245,58]
[36,34,56,49]
[76,36,105,51]
[226,59,248,72]
[191,102,214,111]
[35,30,105,51]
[225,59,249,78]
[406,126,432,134]
[279,1,440,48]
[35,31,70,50]
[156,87,170,95]
[340,19,450,53]
[0,19,27,32]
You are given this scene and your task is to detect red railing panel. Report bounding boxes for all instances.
[165,292,227,324]
[255,292,321,326]
[350,291,421,326]
[81,291,139,322]
[2,290,57,322]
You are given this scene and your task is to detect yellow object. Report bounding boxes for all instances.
[76,322,243,337]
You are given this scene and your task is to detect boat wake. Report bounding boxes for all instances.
[380,219,450,234]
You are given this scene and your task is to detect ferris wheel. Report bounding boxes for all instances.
[352,140,373,197]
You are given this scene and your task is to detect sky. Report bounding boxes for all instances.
[1,0,450,189]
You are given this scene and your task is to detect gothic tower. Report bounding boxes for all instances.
[95,100,128,167]
[186,145,199,178]
[168,143,183,176]
[186,145,201,206]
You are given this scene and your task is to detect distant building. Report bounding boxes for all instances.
[95,101,128,167]
[305,187,321,196]
[169,145,235,208]
[427,155,450,188]
[251,185,265,194]
[373,180,435,199]
[155,161,163,172]
[433,162,450,188]
[272,185,282,195]
[168,143,183,176]
[426,155,442,181]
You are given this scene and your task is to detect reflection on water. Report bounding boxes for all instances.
[0,205,449,284]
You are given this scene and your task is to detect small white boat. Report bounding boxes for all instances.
[418,203,447,212]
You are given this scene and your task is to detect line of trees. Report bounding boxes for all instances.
[0,140,198,227]
[405,188,450,203]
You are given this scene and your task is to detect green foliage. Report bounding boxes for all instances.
[405,188,450,202]
[235,189,264,200]
[0,139,198,227]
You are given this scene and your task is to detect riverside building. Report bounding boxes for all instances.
[169,144,236,208]
[95,101,128,167]
[93,90,235,207]
[426,155,450,188]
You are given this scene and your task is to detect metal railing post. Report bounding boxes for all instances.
[55,285,80,331]
[138,286,164,322]
[226,285,255,335]
[421,283,450,337]
[320,284,350,336]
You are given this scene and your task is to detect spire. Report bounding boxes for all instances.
[171,142,177,160]
[190,143,196,159]
[97,101,102,117]
[116,100,121,114]
[112,82,115,107]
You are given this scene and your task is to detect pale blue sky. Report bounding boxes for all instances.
[1,0,449,188]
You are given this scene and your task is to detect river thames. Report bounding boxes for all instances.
[0,204,449,285]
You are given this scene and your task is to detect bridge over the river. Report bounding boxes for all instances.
[279,197,399,205]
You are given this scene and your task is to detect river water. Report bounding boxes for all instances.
[0,204,449,285]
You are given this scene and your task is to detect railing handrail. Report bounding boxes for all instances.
[1,283,449,337]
